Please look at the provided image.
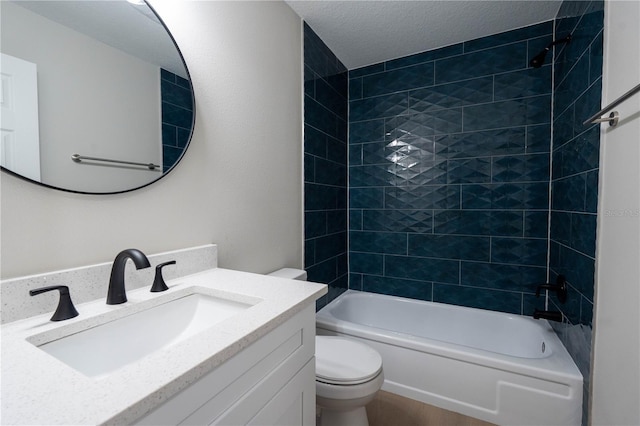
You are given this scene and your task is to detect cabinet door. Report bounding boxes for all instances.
[248,359,316,426]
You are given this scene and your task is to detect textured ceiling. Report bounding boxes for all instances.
[286,0,563,70]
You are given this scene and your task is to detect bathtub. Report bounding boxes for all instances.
[316,290,582,426]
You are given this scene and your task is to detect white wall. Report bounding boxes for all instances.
[591,0,640,424]
[0,1,303,279]
[2,2,162,192]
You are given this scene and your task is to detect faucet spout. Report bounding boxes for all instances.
[533,309,563,322]
[107,249,150,305]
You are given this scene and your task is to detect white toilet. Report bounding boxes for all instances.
[267,269,385,426]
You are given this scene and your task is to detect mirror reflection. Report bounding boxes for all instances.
[0,0,194,194]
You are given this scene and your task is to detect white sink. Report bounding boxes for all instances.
[36,293,255,378]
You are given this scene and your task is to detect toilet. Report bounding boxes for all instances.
[267,269,384,426]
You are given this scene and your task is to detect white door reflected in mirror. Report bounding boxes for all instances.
[0,53,41,182]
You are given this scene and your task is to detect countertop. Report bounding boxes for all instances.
[0,268,327,425]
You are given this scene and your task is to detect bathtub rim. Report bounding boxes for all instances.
[316,290,583,386]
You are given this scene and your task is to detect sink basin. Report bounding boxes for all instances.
[36,293,255,378]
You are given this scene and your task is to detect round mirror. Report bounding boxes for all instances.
[0,0,194,194]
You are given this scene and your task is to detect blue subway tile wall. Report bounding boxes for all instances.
[161,69,193,173]
[304,23,349,310]
[550,2,603,424]
[348,22,554,315]
[551,0,602,328]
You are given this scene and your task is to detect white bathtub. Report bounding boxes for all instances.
[316,290,582,426]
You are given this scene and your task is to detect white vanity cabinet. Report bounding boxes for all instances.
[135,304,316,426]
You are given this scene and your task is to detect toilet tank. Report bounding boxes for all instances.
[267,268,307,281]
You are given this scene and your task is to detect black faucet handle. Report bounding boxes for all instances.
[29,285,79,321]
[535,275,567,303]
[150,261,176,292]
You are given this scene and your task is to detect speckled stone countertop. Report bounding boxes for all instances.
[1,268,326,425]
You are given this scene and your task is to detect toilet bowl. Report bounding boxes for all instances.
[267,269,384,426]
[315,336,384,426]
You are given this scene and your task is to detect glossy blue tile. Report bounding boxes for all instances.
[573,79,603,138]
[161,78,193,109]
[460,262,546,292]
[463,183,548,210]
[315,77,348,118]
[306,183,344,210]
[580,296,594,325]
[349,209,363,230]
[436,128,526,159]
[570,212,597,257]
[550,211,572,246]
[305,125,327,157]
[162,103,193,129]
[349,273,363,291]
[585,170,599,213]
[525,211,549,238]
[350,92,408,121]
[408,76,493,113]
[306,98,341,139]
[362,61,434,97]
[349,63,385,79]
[350,252,384,275]
[463,95,551,131]
[386,159,448,187]
[433,210,523,236]
[385,255,460,284]
[447,157,491,183]
[349,77,363,100]
[307,257,338,284]
[315,158,346,186]
[350,231,407,255]
[385,185,460,210]
[550,244,595,301]
[350,164,393,187]
[491,237,548,266]
[306,211,327,239]
[435,42,527,84]
[590,31,603,85]
[349,119,385,144]
[327,137,347,165]
[349,187,384,209]
[433,283,523,315]
[363,209,433,233]
[552,175,586,212]
[553,104,575,148]
[492,153,550,183]
[408,234,490,261]
[494,66,552,101]
[327,210,347,234]
[315,232,347,262]
[363,275,433,301]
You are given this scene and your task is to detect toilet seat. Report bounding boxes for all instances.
[316,336,383,385]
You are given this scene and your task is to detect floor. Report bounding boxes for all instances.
[365,391,495,426]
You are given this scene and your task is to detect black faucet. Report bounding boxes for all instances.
[533,309,563,322]
[535,275,567,303]
[107,249,151,305]
[29,285,79,321]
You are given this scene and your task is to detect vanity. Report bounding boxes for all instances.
[0,245,326,425]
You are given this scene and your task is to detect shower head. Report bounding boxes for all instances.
[529,48,550,68]
[529,34,572,68]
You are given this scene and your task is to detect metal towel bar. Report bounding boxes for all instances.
[71,154,160,170]
[584,82,640,126]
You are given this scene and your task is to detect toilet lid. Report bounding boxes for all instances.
[315,336,383,385]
